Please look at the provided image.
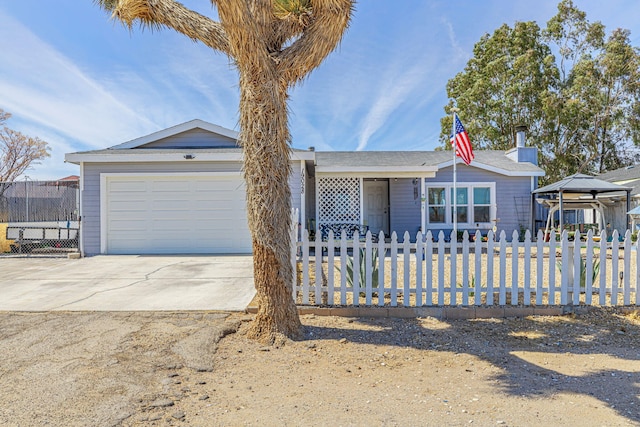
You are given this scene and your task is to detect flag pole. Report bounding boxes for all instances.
[451,108,458,240]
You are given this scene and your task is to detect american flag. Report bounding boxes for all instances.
[451,114,474,165]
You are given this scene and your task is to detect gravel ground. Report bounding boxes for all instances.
[1,309,640,426]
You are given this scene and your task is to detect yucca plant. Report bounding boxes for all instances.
[339,248,381,291]
[557,257,601,288]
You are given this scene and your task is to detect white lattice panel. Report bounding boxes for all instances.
[317,177,360,225]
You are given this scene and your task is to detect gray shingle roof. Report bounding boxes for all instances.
[597,164,640,182]
[315,150,543,173]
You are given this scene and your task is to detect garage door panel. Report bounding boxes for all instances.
[152,197,192,206]
[109,180,148,192]
[105,175,252,254]
[109,200,149,211]
[151,205,192,215]
[151,180,191,192]
[194,180,240,191]
[108,219,149,230]
[150,220,191,231]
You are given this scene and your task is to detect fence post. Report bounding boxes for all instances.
[523,230,531,306]
[462,231,470,306]
[624,230,631,305]
[486,230,495,306]
[437,231,445,306]
[377,231,386,307]
[572,230,582,305]
[327,230,335,306]
[499,231,507,305]
[450,232,457,306]
[560,230,569,305]
[390,231,398,306]
[315,228,323,305]
[365,231,373,306]
[403,231,411,307]
[473,230,482,306]
[511,230,519,305]
[425,231,433,306]
[290,208,298,299]
[352,230,360,306]
[415,231,424,307]
[585,230,594,305]
[599,231,607,306]
[611,230,620,305]
[549,230,557,305]
[340,230,348,305]
[536,229,544,305]
[302,229,310,304]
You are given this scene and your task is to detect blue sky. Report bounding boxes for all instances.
[1,1,640,180]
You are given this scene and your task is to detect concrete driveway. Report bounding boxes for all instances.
[0,255,256,311]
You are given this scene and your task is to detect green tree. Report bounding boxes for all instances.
[95,0,354,343]
[441,0,640,183]
[441,21,558,154]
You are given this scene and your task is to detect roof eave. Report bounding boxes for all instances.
[436,159,545,177]
[65,150,313,164]
[316,165,438,178]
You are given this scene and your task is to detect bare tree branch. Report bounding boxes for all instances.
[0,112,50,194]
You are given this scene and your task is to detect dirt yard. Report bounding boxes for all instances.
[1,309,639,426]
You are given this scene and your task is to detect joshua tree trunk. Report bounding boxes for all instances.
[239,76,301,341]
[96,0,353,344]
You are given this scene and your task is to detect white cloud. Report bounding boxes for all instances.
[0,11,161,148]
[0,9,242,179]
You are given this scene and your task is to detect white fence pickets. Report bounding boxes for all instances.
[293,224,640,308]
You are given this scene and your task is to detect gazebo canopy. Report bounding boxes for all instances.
[533,173,631,195]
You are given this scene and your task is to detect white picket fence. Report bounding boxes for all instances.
[291,225,640,308]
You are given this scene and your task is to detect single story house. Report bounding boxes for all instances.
[65,119,544,256]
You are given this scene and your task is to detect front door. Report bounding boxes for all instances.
[363,180,389,236]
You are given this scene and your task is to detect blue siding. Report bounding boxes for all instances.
[389,178,421,237]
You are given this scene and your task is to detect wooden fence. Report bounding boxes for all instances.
[292,227,640,308]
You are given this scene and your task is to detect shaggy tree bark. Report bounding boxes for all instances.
[238,75,301,340]
[97,0,353,343]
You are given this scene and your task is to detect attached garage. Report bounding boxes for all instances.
[65,119,310,256]
[101,173,251,254]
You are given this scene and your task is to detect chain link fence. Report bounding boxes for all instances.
[0,179,80,256]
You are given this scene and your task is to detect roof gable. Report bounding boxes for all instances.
[110,119,239,150]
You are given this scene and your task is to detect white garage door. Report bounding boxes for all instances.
[103,174,252,254]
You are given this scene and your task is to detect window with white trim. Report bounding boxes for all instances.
[425,183,495,227]
[427,187,446,223]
